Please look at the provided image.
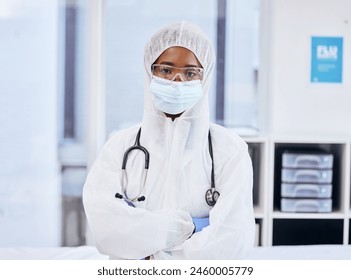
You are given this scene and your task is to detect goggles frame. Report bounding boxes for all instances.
[151,64,204,81]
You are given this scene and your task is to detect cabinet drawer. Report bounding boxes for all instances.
[282,168,333,183]
[281,183,332,198]
[282,153,334,169]
[281,198,332,213]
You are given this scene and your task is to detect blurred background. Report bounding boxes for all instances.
[0,0,259,247]
[0,0,350,248]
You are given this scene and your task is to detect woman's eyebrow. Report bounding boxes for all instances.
[157,61,175,66]
[184,64,201,68]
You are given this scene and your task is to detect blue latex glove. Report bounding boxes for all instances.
[192,217,209,233]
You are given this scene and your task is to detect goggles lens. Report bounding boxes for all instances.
[152,64,203,81]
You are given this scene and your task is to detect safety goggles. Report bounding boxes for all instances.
[151,64,204,81]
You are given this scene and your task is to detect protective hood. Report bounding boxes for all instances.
[143,21,215,118]
[141,21,215,152]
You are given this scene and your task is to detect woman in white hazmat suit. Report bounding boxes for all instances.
[83,21,255,260]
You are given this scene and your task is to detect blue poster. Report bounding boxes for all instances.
[310,36,343,83]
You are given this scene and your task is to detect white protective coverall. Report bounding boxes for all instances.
[83,21,255,260]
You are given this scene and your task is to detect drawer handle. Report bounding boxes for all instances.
[294,155,322,166]
[293,185,320,196]
[294,169,323,181]
[293,200,319,211]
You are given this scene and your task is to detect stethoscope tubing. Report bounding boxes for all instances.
[122,128,150,170]
[117,128,219,206]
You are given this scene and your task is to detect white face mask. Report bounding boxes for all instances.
[149,76,203,115]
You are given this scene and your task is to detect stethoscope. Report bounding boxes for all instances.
[115,128,220,207]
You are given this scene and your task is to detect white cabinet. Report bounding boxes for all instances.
[244,135,351,246]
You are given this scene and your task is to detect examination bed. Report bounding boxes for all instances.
[0,245,351,260]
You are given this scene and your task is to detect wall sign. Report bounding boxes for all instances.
[310,36,343,83]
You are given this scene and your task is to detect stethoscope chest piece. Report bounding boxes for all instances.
[205,188,220,207]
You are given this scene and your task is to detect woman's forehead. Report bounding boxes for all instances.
[154,46,202,68]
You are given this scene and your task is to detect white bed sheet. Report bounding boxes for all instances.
[0,246,108,260]
[0,245,350,260]
[246,245,351,260]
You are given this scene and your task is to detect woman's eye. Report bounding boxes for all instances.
[160,67,172,75]
[185,70,196,77]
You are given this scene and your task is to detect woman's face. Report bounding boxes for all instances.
[152,46,203,119]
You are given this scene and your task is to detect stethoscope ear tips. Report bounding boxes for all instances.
[115,192,145,202]
[115,193,123,199]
